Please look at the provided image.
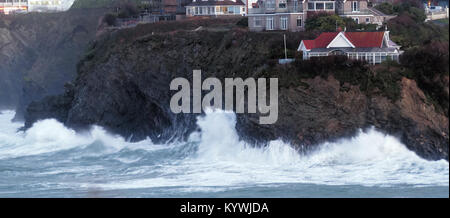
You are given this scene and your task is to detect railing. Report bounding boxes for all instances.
[116,15,176,27]
[248,6,303,14]
[340,9,373,15]
[0,2,28,6]
[426,8,449,21]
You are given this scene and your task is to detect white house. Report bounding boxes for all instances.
[186,0,246,16]
[298,30,403,64]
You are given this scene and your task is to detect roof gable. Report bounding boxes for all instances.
[327,32,355,48]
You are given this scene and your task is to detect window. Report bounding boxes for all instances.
[375,53,381,63]
[308,2,314,10]
[325,2,334,10]
[348,53,356,59]
[390,54,399,62]
[254,17,263,27]
[297,2,303,12]
[195,7,199,15]
[316,3,324,10]
[279,0,287,8]
[281,16,288,30]
[353,17,359,24]
[266,17,274,30]
[227,6,235,14]
[365,17,370,23]
[352,1,360,12]
[266,0,275,9]
[297,16,302,27]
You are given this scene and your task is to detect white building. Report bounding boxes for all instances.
[27,0,74,12]
[298,30,403,64]
[186,0,246,16]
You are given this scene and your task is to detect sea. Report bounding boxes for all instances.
[0,110,448,198]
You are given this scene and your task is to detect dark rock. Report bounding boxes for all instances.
[23,20,449,161]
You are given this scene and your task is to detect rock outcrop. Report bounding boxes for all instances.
[23,18,449,161]
[0,9,105,118]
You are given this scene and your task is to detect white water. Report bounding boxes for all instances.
[0,110,448,197]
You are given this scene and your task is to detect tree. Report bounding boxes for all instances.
[103,13,117,26]
[305,13,346,32]
[306,13,377,32]
[116,0,140,18]
[375,2,395,15]
[400,41,449,114]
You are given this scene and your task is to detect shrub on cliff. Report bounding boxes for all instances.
[103,13,117,26]
[236,17,248,28]
[292,56,405,101]
[400,41,449,114]
[117,1,140,18]
[388,14,448,48]
[293,56,369,85]
[305,13,378,32]
[305,13,346,32]
[370,60,403,101]
[375,2,395,15]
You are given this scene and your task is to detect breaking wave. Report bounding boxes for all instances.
[0,110,448,197]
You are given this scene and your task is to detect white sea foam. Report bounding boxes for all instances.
[0,110,448,193]
[0,111,158,159]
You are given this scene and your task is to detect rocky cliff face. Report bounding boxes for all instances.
[0,9,105,118]
[23,18,449,161]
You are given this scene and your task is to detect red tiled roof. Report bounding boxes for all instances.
[344,32,385,48]
[302,32,385,50]
[302,32,339,50]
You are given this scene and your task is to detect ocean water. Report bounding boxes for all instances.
[0,110,448,198]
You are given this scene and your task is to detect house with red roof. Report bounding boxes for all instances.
[297,30,402,64]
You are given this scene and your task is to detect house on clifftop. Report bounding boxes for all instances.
[247,0,395,32]
[297,30,403,64]
[185,0,246,16]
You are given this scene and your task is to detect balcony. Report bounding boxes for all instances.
[248,5,303,14]
[0,2,27,6]
[340,9,373,16]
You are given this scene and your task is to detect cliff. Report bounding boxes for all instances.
[23,18,449,161]
[0,9,106,118]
